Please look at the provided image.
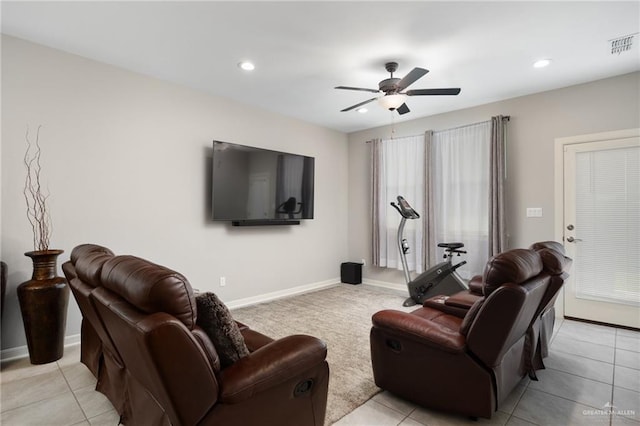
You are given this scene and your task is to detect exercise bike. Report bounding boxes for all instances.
[390,196,468,307]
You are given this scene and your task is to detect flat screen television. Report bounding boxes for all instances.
[212,140,315,226]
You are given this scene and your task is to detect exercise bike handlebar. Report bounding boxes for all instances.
[450,260,467,272]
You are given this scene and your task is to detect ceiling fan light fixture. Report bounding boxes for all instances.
[336,63,460,114]
[378,94,407,110]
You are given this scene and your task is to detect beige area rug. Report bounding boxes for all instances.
[231,284,414,425]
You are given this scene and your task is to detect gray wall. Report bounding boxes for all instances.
[347,72,640,286]
[2,34,638,353]
[1,36,349,351]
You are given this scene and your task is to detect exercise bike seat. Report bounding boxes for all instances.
[437,242,465,250]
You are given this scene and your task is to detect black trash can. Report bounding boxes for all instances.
[341,262,362,285]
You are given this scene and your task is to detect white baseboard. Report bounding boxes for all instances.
[0,279,343,360]
[226,278,340,310]
[362,278,406,292]
[1,333,81,363]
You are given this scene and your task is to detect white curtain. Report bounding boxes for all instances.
[432,121,491,279]
[376,134,426,273]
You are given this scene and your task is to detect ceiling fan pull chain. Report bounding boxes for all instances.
[390,111,397,140]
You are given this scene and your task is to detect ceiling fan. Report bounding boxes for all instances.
[335,62,461,115]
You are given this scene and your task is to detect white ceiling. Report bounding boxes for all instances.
[2,1,639,133]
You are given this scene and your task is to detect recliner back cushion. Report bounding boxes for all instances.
[483,249,543,296]
[91,287,219,425]
[100,255,197,330]
[71,244,115,287]
[538,248,572,276]
[529,241,565,254]
[459,297,485,336]
[468,249,549,368]
[75,253,115,287]
[71,244,114,264]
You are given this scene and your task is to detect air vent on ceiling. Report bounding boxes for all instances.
[610,33,637,55]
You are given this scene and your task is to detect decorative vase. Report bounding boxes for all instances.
[17,249,69,364]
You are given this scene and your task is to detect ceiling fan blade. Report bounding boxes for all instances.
[397,103,410,115]
[396,67,428,91]
[406,88,461,96]
[340,97,377,112]
[335,86,380,94]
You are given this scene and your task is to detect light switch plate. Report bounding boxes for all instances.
[526,207,543,218]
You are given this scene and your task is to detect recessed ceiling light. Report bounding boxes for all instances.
[533,59,551,68]
[238,61,255,71]
[356,108,368,114]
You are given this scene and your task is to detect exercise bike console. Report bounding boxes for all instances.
[391,196,420,220]
[391,196,469,307]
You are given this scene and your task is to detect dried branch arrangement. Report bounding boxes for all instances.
[23,125,52,251]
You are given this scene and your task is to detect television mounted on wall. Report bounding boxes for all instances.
[212,140,315,226]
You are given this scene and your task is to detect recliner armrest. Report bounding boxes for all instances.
[240,328,275,352]
[468,275,484,295]
[445,291,481,310]
[220,334,327,403]
[422,296,469,318]
[372,310,466,353]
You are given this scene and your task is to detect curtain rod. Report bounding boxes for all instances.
[438,115,510,133]
[365,115,510,143]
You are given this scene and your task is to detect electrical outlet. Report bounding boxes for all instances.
[219,276,226,287]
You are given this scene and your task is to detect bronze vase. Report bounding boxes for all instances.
[17,249,69,364]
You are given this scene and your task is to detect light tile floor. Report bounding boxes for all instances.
[1,319,638,426]
[1,344,120,425]
[334,319,640,426]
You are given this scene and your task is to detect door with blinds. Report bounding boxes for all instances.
[562,131,639,328]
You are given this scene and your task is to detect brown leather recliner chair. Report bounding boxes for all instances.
[423,241,572,376]
[62,244,127,414]
[83,253,329,426]
[370,248,550,419]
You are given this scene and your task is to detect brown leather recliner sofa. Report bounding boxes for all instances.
[370,248,551,419]
[63,245,329,425]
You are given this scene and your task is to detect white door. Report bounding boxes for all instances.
[561,132,639,328]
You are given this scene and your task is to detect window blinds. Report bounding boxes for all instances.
[574,146,640,306]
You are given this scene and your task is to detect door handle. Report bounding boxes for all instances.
[566,236,583,243]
